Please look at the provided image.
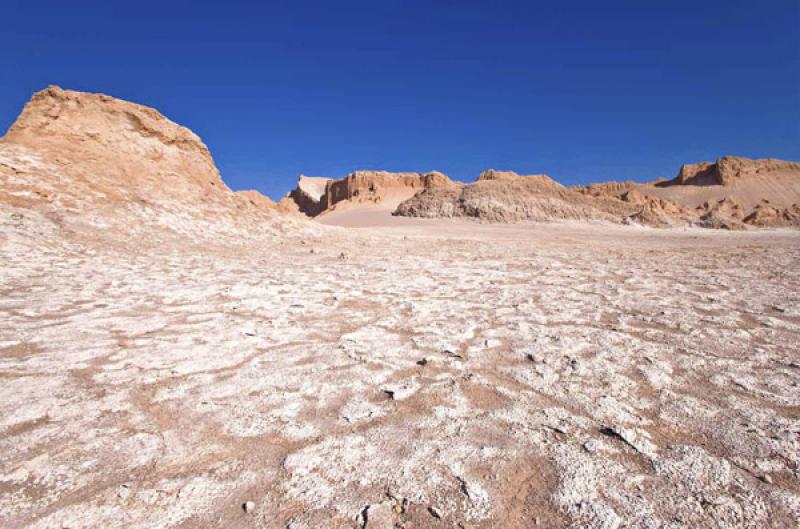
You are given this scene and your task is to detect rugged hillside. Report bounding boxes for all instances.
[283,170,455,217]
[395,170,693,226]
[0,86,307,242]
[396,158,800,228]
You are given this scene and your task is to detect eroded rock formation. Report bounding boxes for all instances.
[0,86,304,240]
[395,158,800,228]
[284,170,455,217]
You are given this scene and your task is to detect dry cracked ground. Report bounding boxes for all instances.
[1,216,799,529]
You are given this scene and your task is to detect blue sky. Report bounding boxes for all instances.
[1,0,798,199]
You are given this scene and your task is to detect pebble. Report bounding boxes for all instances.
[117,484,131,500]
[361,502,394,528]
[243,500,256,513]
[761,474,773,484]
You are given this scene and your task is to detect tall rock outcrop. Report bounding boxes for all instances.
[2,86,229,204]
[286,176,332,216]
[0,86,306,240]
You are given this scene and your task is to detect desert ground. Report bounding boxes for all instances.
[2,210,799,529]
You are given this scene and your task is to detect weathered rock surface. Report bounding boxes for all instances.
[2,217,798,529]
[287,175,332,216]
[395,157,800,228]
[640,156,800,224]
[396,170,690,225]
[285,170,455,217]
[0,86,310,241]
[670,156,800,187]
[2,85,226,203]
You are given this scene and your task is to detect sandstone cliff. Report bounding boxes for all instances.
[284,170,455,217]
[0,86,309,242]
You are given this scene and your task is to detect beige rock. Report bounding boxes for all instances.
[285,170,455,217]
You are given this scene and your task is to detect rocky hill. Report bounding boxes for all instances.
[0,86,308,243]
[395,170,694,227]
[395,158,800,228]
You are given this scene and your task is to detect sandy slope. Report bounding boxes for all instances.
[639,170,800,210]
[315,190,421,227]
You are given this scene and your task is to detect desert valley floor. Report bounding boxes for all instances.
[1,214,799,529]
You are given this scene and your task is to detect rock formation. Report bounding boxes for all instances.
[396,170,691,226]
[395,158,800,228]
[669,156,800,187]
[286,176,332,216]
[2,86,226,203]
[0,86,304,240]
[284,170,455,217]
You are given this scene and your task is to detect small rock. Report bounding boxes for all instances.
[117,484,131,500]
[428,506,442,519]
[338,252,347,260]
[761,474,773,484]
[360,502,394,528]
[390,495,408,514]
[243,500,256,513]
[382,383,417,401]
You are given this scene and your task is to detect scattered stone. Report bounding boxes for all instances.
[390,495,408,514]
[243,500,256,513]
[360,502,394,528]
[428,506,442,519]
[442,349,463,359]
[117,484,131,500]
[599,425,659,458]
[382,379,418,401]
[761,474,773,484]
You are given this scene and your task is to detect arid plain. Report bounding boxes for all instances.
[1,87,799,528]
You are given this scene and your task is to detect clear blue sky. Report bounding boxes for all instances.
[1,1,798,199]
